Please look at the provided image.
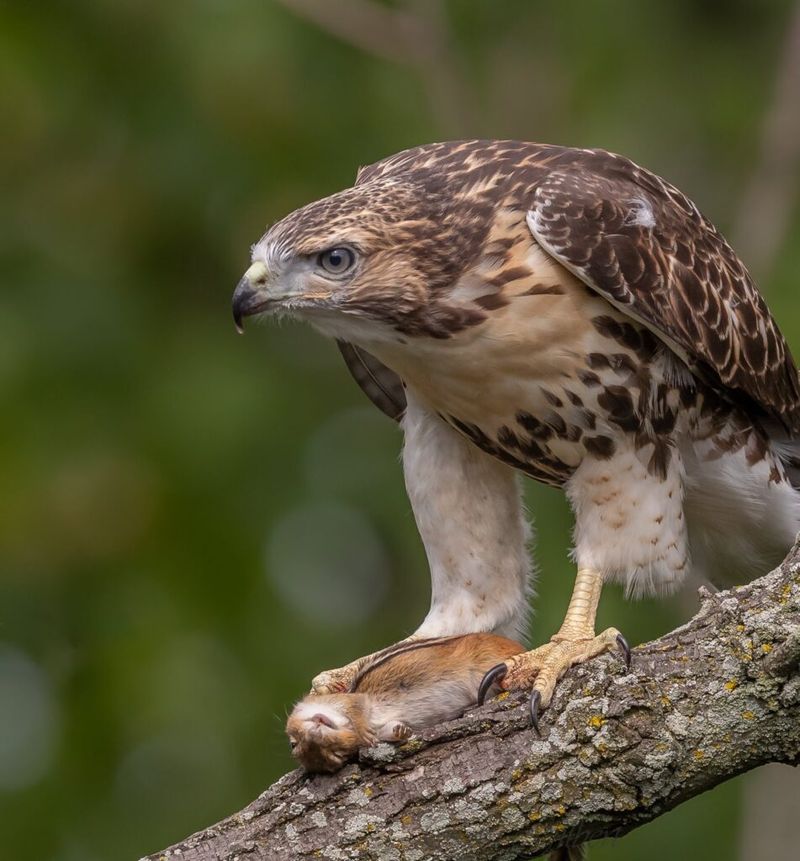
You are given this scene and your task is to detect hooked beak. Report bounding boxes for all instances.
[232,261,271,334]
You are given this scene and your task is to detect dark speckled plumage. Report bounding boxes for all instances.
[340,140,800,435]
[240,138,800,707]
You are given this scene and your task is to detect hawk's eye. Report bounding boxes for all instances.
[318,247,356,276]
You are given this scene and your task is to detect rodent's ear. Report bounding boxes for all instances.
[311,713,335,728]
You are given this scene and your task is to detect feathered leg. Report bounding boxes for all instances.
[311,391,533,695]
[480,443,688,727]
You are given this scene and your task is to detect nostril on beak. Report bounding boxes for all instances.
[244,261,269,286]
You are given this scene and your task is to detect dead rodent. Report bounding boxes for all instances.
[286,633,523,773]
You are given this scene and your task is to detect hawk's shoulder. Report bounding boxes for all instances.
[346,140,800,432]
[525,147,800,431]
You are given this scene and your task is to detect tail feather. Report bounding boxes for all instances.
[772,438,800,489]
[763,419,800,489]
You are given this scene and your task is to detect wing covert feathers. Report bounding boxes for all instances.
[527,161,800,431]
[337,341,407,421]
[343,140,800,431]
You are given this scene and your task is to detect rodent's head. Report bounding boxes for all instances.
[286,695,374,774]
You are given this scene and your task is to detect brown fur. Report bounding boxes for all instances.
[285,693,375,774]
[286,633,522,773]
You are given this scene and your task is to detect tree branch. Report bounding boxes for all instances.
[143,545,800,860]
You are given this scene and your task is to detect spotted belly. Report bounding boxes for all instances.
[391,319,660,489]
[443,403,603,488]
[365,267,679,487]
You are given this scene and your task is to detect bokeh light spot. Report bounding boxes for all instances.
[0,645,59,790]
[265,502,390,627]
[303,406,401,503]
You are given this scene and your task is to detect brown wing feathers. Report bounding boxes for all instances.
[337,341,406,421]
[528,156,800,432]
[340,141,800,433]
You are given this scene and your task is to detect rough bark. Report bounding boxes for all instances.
[143,545,800,861]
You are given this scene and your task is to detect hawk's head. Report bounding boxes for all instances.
[232,167,496,343]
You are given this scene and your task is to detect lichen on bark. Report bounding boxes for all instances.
[142,543,800,861]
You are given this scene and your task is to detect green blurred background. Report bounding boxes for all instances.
[2,1,799,859]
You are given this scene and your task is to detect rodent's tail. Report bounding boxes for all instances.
[548,845,585,861]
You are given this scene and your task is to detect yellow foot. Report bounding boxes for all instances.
[478,629,630,733]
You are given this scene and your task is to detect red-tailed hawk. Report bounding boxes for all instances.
[233,140,800,727]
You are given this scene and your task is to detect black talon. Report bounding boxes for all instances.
[478,663,508,706]
[529,690,541,735]
[616,633,632,670]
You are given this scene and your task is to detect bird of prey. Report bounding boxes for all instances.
[232,140,800,726]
